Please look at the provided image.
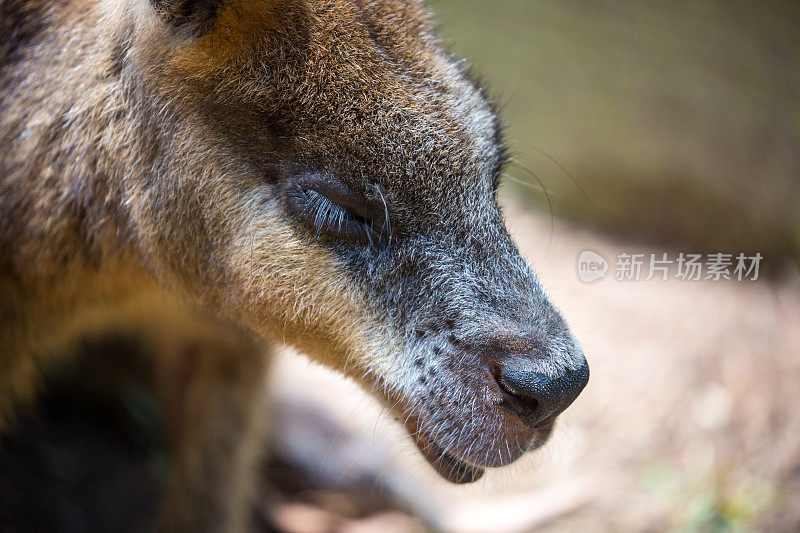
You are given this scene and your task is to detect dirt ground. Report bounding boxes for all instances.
[265,203,800,533]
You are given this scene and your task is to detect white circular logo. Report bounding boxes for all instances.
[577,250,608,283]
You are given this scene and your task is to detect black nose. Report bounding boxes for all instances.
[495,357,589,428]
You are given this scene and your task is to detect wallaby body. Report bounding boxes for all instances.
[1,0,589,530]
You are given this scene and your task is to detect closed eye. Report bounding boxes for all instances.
[284,173,390,245]
[303,189,372,237]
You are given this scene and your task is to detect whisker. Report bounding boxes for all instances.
[525,145,592,206]
[503,163,554,253]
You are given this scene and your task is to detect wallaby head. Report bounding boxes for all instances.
[4,0,588,484]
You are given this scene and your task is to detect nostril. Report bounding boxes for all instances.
[490,363,539,417]
[492,357,589,428]
[492,364,541,405]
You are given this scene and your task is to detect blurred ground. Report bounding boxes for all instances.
[265,203,800,533]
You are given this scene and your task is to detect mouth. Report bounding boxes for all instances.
[396,400,556,484]
[405,413,485,484]
[376,374,558,483]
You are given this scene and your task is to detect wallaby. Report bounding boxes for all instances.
[0,0,589,530]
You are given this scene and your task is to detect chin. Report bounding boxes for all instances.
[387,383,557,484]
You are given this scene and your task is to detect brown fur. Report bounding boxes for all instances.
[1,0,588,529]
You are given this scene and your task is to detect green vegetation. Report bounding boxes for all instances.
[432,0,800,268]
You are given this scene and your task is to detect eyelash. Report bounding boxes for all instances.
[303,189,355,236]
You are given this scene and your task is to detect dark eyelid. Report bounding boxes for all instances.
[295,173,351,202]
[294,172,383,219]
